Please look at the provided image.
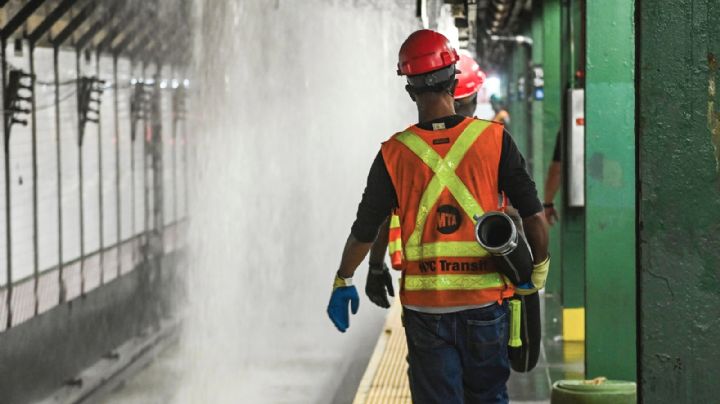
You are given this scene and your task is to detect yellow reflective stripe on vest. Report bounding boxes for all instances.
[404,273,505,291]
[395,120,491,261]
[404,241,489,261]
[388,214,403,255]
[388,238,403,254]
[389,214,401,229]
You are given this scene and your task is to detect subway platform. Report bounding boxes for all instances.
[0,0,718,403]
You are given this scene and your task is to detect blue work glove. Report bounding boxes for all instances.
[327,274,360,333]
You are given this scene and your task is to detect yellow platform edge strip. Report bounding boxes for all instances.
[353,301,411,404]
[352,321,391,404]
[562,307,585,342]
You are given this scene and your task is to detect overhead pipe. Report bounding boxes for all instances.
[489,34,533,46]
[489,33,535,167]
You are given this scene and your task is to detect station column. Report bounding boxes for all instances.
[584,0,636,380]
[542,0,562,298]
[637,0,720,401]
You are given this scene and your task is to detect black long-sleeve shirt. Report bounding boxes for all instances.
[351,115,543,243]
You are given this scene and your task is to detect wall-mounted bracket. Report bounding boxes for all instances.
[3,69,34,148]
[77,76,105,146]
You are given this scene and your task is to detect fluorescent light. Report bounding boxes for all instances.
[485,76,502,96]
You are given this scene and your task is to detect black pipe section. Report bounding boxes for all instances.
[150,67,164,255]
[95,52,104,285]
[75,49,86,295]
[2,37,12,328]
[475,211,533,284]
[53,45,65,303]
[141,63,149,253]
[112,55,121,278]
[171,68,179,226]
[29,44,39,315]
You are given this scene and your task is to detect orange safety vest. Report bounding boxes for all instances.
[388,211,403,270]
[381,117,515,307]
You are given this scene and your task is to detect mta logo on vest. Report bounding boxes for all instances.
[436,205,462,234]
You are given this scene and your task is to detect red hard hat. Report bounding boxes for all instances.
[454,53,485,99]
[397,30,460,76]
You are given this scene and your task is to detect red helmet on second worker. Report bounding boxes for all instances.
[454,53,485,99]
[397,30,459,90]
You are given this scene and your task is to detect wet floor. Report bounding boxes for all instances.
[102,292,584,404]
[101,315,386,404]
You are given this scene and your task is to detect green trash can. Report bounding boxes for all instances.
[551,379,637,404]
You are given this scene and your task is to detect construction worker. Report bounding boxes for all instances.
[490,94,510,128]
[453,52,486,117]
[364,52,486,309]
[327,30,549,403]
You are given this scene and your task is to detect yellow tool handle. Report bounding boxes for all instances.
[509,299,523,348]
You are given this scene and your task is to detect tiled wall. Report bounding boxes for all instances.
[0,42,188,330]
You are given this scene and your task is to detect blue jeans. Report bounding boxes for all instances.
[403,302,510,404]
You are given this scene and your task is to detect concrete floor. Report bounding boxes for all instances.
[101,292,584,404]
[100,308,387,404]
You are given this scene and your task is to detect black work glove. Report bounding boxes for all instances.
[366,263,395,309]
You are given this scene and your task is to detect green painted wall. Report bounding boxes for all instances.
[542,0,562,296]
[560,0,586,310]
[638,0,720,401]
[585,0,636,380]
[531,5,545,186]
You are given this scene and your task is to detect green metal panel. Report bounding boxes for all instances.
[560,0,586,310]
[561,209,585,308]
[531,6,544,185]
[638,0,720,401]
[542,0,562,296]
[585,0,636,380]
